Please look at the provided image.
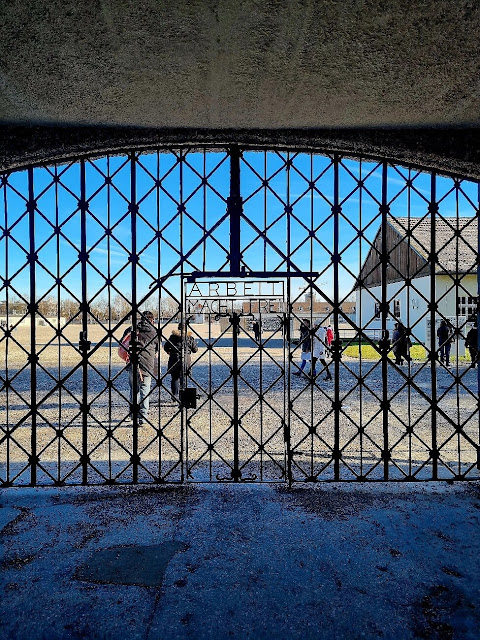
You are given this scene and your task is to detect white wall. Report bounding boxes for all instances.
[356,277,430,343]
[356,274,478,345]
[0,316,67,328]
[436,274,477,318]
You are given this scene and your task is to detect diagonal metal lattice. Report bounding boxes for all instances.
[0,147,479,486]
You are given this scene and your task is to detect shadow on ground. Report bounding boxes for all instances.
[1,482,480,639]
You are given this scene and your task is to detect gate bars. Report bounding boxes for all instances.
[0,147,479,485]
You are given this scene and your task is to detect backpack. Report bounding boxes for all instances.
[118,332,131,363]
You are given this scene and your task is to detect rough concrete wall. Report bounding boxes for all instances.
[1,125,479,180]
[1,1,480,176]
[1,1,479,129]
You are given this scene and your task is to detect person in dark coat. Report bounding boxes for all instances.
[121,311,159,425]
[252,319,261,343]
[378,329,391,357]
[465,324,478,368]
[437,319,453,367]
[164,323,198,399]
[392,322,411,365]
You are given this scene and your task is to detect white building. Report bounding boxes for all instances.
[355,216,478,344]
[0,315,67,329]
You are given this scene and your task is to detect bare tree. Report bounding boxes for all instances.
[90,295,109,322]
[37,295,57,318]
[141,292,159,319]
[160,295,179,320]
[112,294,131,323]
[4,294,27,316]
[60,297,80,322]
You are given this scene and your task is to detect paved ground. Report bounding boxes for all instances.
[2,482,480,639]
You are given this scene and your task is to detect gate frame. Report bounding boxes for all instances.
[1,144,479,486]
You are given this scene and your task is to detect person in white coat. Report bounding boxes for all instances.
[312,323,332,381]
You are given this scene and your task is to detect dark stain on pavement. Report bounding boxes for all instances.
[75,541,189,588]
[0,506,31,536]
[273,486,388,520]
[411,583,480,639]
[1,553,36,570]
[80,485,202,524]
[71,485,198,507]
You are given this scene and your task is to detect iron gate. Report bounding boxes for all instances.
[183,279,289,482]
[1,147,479,485]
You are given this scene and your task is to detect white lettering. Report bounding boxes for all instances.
[187,283,202,297]
[244,282,253,297]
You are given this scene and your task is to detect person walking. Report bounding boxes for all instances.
[164,322,198,400]
[326,325,334,354]
[465,324,478,368]
[253,319,261,343]
[121,311,159,425]
[392,322,411,365]
[437,319,453,367]
[392,323,402,365]
[312,322,332,381]
[293,319,311,376]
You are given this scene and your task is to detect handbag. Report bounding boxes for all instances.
[118,332,131,362]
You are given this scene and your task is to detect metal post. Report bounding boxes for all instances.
[79,160,89,485]
[477,183,480,469]
[429,173,438,479]
[231,312,241,481]
[3,174,11,484]
[182,282,188,481]
[130,151,139,483]
[286,153,292,485]
[282,310,290,484]
[228,146,242,275]
[179,150,185,482]
[381,161,389,481]
[28,167,37,486]
[333,155,341,481]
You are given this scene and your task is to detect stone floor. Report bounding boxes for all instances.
[1,481,480,639]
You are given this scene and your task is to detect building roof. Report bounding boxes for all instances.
[340,301,356,314]
[387,216,477,274]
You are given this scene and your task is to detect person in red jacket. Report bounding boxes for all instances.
[326,325,334,353]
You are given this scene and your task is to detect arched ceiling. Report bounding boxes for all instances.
[1,0,480,176]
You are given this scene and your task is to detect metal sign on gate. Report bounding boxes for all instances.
[185,279,286,315]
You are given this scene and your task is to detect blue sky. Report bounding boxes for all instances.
[1,151,479,311]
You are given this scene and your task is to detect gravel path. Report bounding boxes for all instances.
[2,335,478,485]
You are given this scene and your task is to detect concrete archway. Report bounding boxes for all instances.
[1,1,480,176]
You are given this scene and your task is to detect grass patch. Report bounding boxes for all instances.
[343,343,472,362]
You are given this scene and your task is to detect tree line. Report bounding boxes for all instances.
[1,294,179,322]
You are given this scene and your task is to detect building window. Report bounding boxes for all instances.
[457,296,477,319]
[394,300,401,317]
